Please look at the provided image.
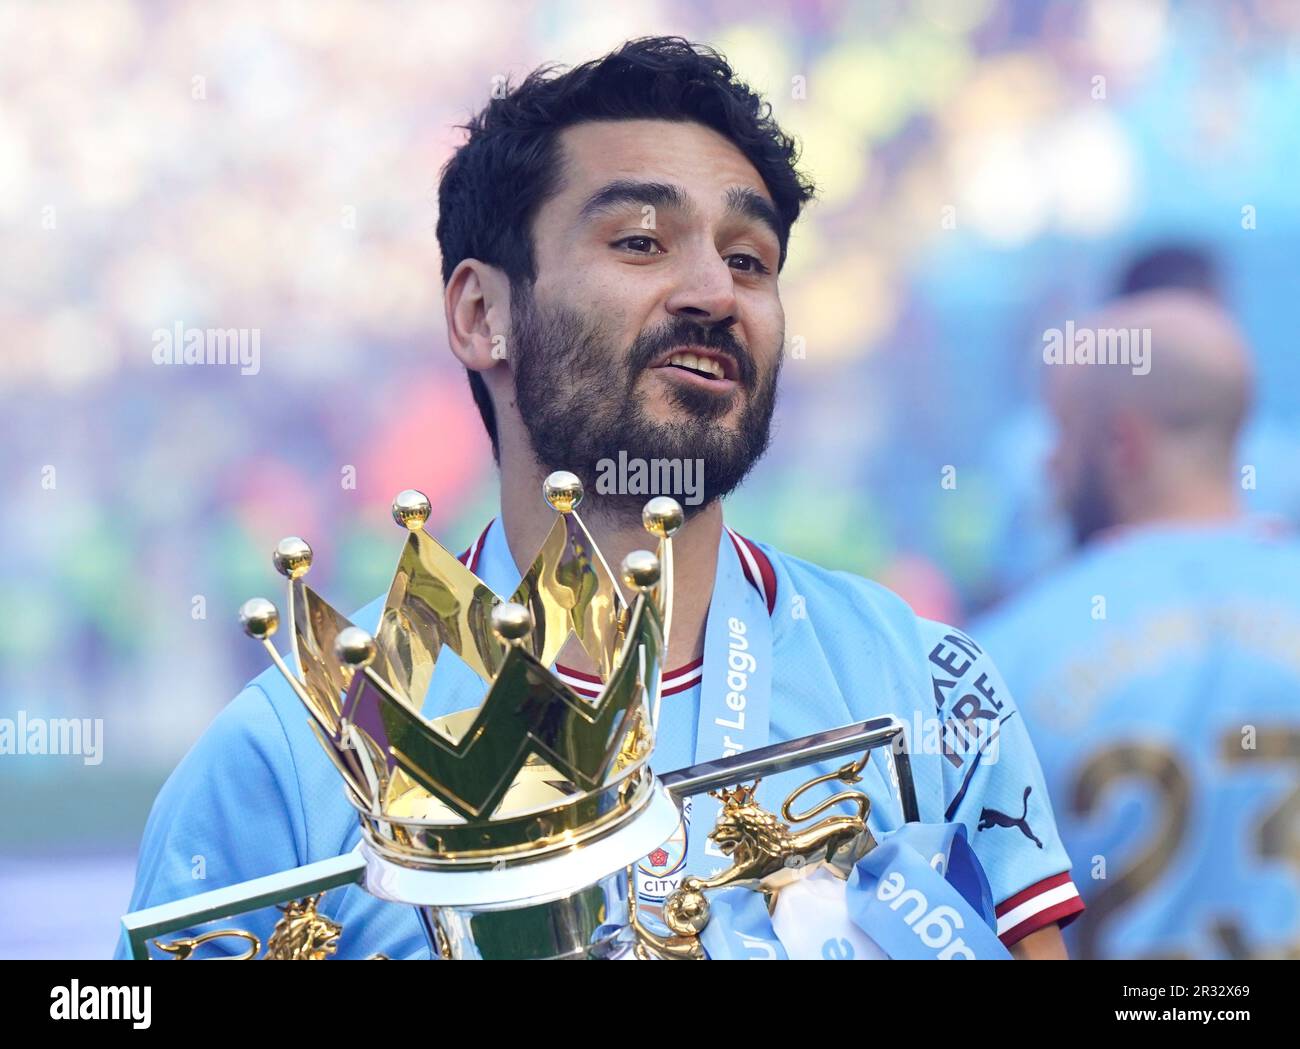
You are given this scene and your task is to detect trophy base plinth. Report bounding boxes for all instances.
[415,870,638,960]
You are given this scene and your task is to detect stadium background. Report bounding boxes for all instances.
[3,0,1300,957]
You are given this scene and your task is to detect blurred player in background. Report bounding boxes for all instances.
[972,285,1300,959]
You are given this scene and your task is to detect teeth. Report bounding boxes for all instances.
[666,352,724,379]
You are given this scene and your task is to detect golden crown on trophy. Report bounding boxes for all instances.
[116,469,905,961]
[237,472,685,882]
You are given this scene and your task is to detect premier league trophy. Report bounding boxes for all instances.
[121,473,925,961]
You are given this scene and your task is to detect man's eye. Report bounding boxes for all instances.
[727,253,772,275]
[613,236,664,255]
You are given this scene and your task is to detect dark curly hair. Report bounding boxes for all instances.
[435,35,817,460]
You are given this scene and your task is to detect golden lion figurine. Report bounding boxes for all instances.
[694,777,872,893]
[265,894,342,960]
[153,893,342,961]
[631,759,877,960]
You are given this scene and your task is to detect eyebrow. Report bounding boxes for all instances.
[576,179,784,252]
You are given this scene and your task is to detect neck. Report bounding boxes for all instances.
[499,459,721,673]
[1145,471,1242,522]
[1106,476,1243,541]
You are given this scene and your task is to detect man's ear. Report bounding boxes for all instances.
[444,259,512,374]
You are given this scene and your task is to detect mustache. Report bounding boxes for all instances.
[626,320,759,389]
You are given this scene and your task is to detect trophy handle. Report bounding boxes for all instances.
[151,929,261,961]
[632,717,915,960]
[659,715,920,823]
[121,852,366,961]
[780,756,870,824]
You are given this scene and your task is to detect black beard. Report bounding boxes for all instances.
[509,280,781,521]
[1067,452,1116,548]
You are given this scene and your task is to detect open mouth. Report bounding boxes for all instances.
[651,346,738,384]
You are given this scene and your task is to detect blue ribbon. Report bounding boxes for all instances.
[846,823,1010,959]
[698,888,788,960]
[685,531,773,880]
[694,823,1010,960]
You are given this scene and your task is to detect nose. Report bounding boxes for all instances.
[664,243,739,328]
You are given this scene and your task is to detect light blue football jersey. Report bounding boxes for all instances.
[972,520,1300,959]
[116,519,1081,958]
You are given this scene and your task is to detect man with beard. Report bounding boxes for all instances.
[973,288,1300,958]
[117,37,1080,960]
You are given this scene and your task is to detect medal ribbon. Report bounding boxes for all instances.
[682,528,773,880]
[844,822,1010,959]
[699,823,1009,960]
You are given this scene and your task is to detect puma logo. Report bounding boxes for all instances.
[977,786,1042,848]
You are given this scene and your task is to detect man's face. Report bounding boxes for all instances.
[507,119,787,516]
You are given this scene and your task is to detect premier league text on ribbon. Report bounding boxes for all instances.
[704,617,755,860]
